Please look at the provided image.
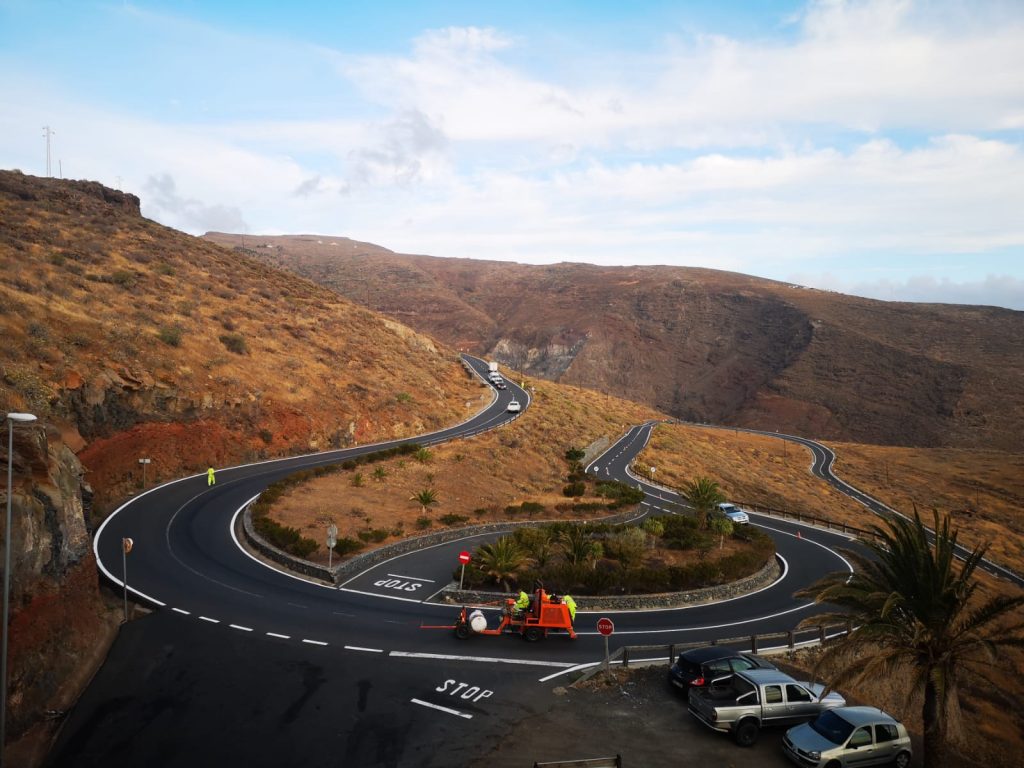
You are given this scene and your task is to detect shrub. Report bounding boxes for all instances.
[157,325,183,347]
[439,514,469,526]
[333,537,363,556]
[564,448,585,462]
[396,391,412,403]
[219,333,248,354]
[357,528,389,543]
[258,429,273,444]
[351,473,364,487]
[253,516,318,558]
[414,447,432,463]
[562,482,586,498]
[415,517,432,530]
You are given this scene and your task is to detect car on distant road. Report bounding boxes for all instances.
[717,502,750,525]
[506,399,521,413]
[494,380,507,389]
[782,706,912,768]
[669,645,776,691]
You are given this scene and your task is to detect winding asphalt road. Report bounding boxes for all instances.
[51,355,1009,766]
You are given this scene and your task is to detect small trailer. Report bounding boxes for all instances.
[423,590,577,641]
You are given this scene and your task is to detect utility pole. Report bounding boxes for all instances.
[42,125,55,177]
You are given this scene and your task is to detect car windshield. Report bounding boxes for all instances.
[809,710,854,745]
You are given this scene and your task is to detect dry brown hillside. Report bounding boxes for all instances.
[204,232,1024,452]
[0,171,481,515]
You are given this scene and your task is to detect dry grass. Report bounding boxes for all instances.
[269,376,664,561]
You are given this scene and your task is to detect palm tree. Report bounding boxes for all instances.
[797,510,1024,766]
[558,524,600,567]
[410,488,438,515]
[680,476,725,529]
[475,536,527,592]
[708,515,733,549]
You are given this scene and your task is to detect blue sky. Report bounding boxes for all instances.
[2,0,1023,309]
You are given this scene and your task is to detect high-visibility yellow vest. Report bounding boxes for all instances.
[563,595,577,621]
[515,591,530,610]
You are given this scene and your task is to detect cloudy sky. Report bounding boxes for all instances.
[2,1,1023,309]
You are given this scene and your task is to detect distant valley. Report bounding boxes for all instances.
[204,232,1024,452]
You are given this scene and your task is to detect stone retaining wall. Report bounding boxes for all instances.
[437,555,781,611]
[240,503,645,584]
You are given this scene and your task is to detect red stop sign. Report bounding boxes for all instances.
[458,551,471,564]
[597,617,614,636]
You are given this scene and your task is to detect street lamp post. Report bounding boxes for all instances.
[3,412,37,767]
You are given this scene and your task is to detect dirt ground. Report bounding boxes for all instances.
[471,662,993,768]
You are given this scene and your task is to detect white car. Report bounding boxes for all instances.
[506,399,521,413]
[716,502,749,524]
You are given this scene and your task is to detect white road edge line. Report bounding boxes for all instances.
[266,632,290,639]
[410,698,472,719]
[390,651,573,668]
[229,624,253,632]
[198,616,219,624]
[302,639,328,646]
[171,607,190,615]
[344,645,384,653]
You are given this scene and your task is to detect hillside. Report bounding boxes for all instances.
[204,233,1024,452]
[0,170,482,750]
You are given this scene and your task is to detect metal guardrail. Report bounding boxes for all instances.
[573,622,853,685]
[733,500,876,539]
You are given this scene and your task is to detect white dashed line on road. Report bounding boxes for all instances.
[266,632,290,639]
[172,607,190,615]
[229,624,253,632]
[410,698,472,719]
[302,639,328,646]
[198,616,219,624]
[344,645,384,653]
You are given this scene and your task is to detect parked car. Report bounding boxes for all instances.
[782,707,912,768]
[688,669,846,747]
[506,400,521,413]
[669,645,776,691]
[717,502,750,524]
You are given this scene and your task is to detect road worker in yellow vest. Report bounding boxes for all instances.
[514,589,530,615]
[563,594,577,622]
[207,467,216,486]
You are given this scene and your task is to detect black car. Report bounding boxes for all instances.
[668,645,776,691]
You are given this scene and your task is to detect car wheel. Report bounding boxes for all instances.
[892,752,911,768]
[454,623,470,640]
[733,720,759,747]
[523,626,544,642]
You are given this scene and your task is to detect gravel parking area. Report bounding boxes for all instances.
[469,665,792,768]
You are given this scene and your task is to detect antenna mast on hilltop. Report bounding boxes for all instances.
[42,125,55,177]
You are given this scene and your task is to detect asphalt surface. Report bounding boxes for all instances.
[49,353,977,766]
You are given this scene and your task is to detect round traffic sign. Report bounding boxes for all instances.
[458,550,471,564]
[596,617,614,636]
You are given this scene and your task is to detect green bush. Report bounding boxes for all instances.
[439,513,469,526]
[157,325,183,347]
[594,481,645,507]
[333,537,363,556]
[357,528,389,543]
[258,429,273,444]
[219,333,248,354]
[415,516,432,530]
[254,516,318,558]
[564,448,586,462]
[562,482,586,497]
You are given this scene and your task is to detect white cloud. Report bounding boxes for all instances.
[806,273,1024,309]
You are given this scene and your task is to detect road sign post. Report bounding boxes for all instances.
[458,550,471,590]
[327,524,338,569]
[138,457,151,488]
[597,617,614,672]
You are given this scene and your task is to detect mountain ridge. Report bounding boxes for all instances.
[203,232,1024,452]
